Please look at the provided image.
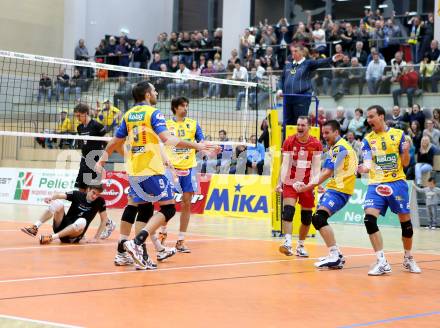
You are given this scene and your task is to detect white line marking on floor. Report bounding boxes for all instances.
[0,314,82,328]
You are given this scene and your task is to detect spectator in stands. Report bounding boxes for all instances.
[37,73,52,103]
[276,19,293,67]
[152,33,168,64]
[347,57,365,95]
[75,39,89,61]
[131,39,150,69]
[113,76,132,112]
[366,47,385,65]
[65,68,83,102]
[94,39,107,61]
[168,32,179,56]
[210,129,233,174]
[326,21,342,54]
[404,135,416,180]
[168,55,179,73]
[351,41,368,67]
[331,55,350,100]
[167,61,190,97]
[227,49,239,72]
[200,30,213,59]
[55,68,69,102]
[420,55,436,91]
[261,25,278,47]
[231,59,248,98]
[407,15,423,63]
[254,58,265,79]
[348,108,366,139]
[95,99,122,134]
[116,36,131,70]
[178,32,193,66]
[188,32,201,63]
[345,131,363,164]
[189,60,201,96]
[105,36,118,72]
[403,103,426,130]
[56,108,75,149]
[246,134,265,175]
[200,60,219,98]
[423,119,440,150]
[240,28,256,60]
[236,67,256,111]
[418,13,435,65]
[366,51,386,94]
[407,120,423,153]
[149,53,163,71]
[154,63,170,97]
[393,62,419,107]
[340,22,356,53]
[387,105,407,131]
[334,106,349,135]
[415,135,435,186]
[261,46,278,69]
[381,19,402,63]
[212,28,223,55]
[382,51,406,94]
[425,39,440,62]
[432,108,440,129]
[413,177,440,229]
[198,54,207,71]
[310,50,331,96]
[310,19,326,54]
[334,43,345,57]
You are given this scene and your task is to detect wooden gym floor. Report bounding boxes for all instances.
[0,204,439,328]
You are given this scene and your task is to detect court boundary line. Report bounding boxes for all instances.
[1,258,439,302]
[0,251,407,284]
[0,314,82,328]
[339,310,440,327]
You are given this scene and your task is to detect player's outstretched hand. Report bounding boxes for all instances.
[317,185,326,194]
[198,142,221,156]
[85,238,99,244]
[43,197,52,204]
[333,53,344,62]
[275,183,283,193]
[296,183,312,193]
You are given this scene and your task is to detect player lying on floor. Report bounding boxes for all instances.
[21,184,110,244]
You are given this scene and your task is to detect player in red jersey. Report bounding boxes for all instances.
[276,116,322,257]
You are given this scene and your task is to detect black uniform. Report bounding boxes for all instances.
[75,119,107,189]
[54,191,106,243]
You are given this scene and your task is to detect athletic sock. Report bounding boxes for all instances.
[329,245,339,256]
[178,232,185,241]
[404,250,412,258]
[297,239,305,247]
[134,230,149,246]
[34,221,42,228]
[150,234,165,252]
[51,233,59,241]
[284,234,292,246]
[160,226,167,234]
[117,240,126,253]
[376,250,386,262]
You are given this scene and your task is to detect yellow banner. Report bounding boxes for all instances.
[204,174,272,219]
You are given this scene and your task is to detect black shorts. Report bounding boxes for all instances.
[53,215,82,243]
[75,158,99,190]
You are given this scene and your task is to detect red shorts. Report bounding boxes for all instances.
[282,185,315,208]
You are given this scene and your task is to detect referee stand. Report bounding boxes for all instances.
[268,93,320,237]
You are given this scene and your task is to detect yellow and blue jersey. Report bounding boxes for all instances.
[166,118,204,170]
[361,127,406,184]
[96,105,121,128]
[115,103,168,176]
[323,137,357,194]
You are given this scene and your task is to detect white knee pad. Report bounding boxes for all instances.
[48,199,64,214]
[72,218,87,233]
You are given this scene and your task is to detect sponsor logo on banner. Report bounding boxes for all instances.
[14,171,33,200]
[204,175,271,219]
[101,171,130,208]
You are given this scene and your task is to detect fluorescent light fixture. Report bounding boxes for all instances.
[379,4,388,8]
[364,5,371,9]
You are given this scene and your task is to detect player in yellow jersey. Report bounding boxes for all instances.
[297,120,357,269]
[96,82,216,270]
[158,97,204,253]
[358,105,421,276]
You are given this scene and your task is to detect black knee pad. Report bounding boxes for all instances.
[301,210,312,226]
[282,205,295,222]
[121,205,138,224]
[401,220,413,238]
[136,202,154,224]
[364,214,379,235]
[312,210,330,230]
[160,204,176,222]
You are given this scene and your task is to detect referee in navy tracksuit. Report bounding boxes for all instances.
[277,44,344,126]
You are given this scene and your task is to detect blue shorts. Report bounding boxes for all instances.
[363,180,410,216]
[318,189,350,214]
[128,175,173,203]
[166,168,198,194]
